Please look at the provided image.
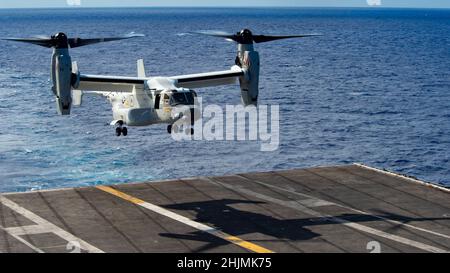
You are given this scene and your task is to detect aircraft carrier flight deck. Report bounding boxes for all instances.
[0,164,449,253]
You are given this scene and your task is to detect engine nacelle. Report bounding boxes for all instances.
[52,49,73,115]
[238,48,260,106]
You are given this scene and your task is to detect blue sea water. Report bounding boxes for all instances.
[0,7,449,192]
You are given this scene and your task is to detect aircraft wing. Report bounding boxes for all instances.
[74,65,245,93]
[74,74,146,92]
[170,65,245,89]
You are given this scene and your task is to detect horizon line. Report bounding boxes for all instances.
[0,6,449,10]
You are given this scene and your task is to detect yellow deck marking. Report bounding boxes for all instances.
[97,186,145,205]
[225,236,273,253]
[96,185,274,253]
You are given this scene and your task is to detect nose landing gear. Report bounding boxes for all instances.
[113,120,128,137]
[116,126,128,136]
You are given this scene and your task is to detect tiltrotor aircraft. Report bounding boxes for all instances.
[2,29,319,136]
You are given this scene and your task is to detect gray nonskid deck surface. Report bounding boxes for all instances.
[0,164,449,253]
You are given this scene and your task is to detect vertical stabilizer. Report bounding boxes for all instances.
[137,59,146,77]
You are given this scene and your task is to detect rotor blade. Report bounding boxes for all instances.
[190,31,237,41]
[1,37,54,48]
[33,35,52,40]
[252,34,322,43]
[68,33,145,48]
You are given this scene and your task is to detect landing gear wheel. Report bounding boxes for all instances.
[115,127,122,137]
[122,127,128,136]
[167,125,172,134]
[191,128,194,135]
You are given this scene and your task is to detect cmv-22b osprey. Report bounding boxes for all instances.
[2,29,319,136]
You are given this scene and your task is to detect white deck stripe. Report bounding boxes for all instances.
[4,225,49,236]
[139,201,273,252]
[96,185,274,253]
[225,184,334,208]
[205,177,449,253]
[234,174,450,240]
[0,224,44,253]
[0,196,103,253]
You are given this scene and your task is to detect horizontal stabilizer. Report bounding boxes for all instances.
[72,90,83,106]
[77,74,146,92]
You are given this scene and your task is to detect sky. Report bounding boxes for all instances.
[0,0,449,9]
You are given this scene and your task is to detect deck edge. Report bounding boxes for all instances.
[2,164,448,196]
[353,163,450,194]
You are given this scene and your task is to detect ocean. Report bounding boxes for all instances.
[0,7,449,192]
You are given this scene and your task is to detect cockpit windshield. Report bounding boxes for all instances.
[170,92,194,106]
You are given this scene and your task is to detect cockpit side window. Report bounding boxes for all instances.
[170,93,186,106]
[186,93,194,105]
[170,92,195,106]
